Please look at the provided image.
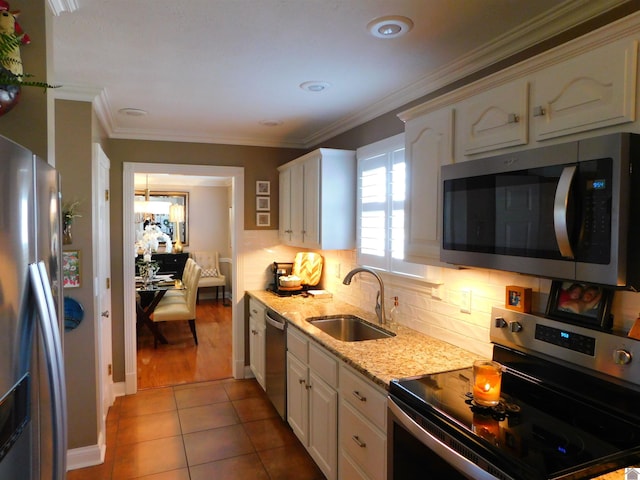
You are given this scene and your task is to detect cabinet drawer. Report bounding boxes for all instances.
[340,366,387,431]
[248,298,265,325]
[340,402,386,480]
[287,326,308,362]
[340,450,371,480]
[309,342,338,388]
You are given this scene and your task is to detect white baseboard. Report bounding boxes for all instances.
[66,433,105,470]
[112,381,126,398]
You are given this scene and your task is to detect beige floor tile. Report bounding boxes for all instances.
[178,402,239,434]
[112,436,187,479]
[119,387,177,417]
[189,453,270,480]
[183,424,255,466]
[133,468,191,480]
[223,379,265,400]
[242,417,298,451]
[116,410,182,445]
[232,395,279,423]
[174,383,229,409]
[258,443,326,480]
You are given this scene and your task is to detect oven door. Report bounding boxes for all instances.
[387,396,508,480]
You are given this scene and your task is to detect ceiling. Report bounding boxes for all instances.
[52,0,628,149]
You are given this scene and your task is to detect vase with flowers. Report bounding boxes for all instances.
[62,200,81,245]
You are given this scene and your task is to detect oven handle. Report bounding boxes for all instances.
[553,165,577,259]
[388,398,502,480]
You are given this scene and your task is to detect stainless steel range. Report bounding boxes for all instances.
[388,306,640,479]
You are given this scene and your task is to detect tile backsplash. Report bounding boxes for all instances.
[242,231,640,357]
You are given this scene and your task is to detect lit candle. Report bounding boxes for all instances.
[472,360,503,407]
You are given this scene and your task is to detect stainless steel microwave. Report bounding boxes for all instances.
[441,133,640,289]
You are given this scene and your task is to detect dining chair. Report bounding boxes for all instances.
[192,251,226,303]
[150,263,202,347]
[164,257,196,299]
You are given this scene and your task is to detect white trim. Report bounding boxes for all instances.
[123,163,245,395]
[66,437,105,471]
[112,381,126,398]
[48,0,78,16]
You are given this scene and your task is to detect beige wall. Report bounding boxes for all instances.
[55,99,98,449]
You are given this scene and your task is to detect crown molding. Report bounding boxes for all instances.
[47,0,78,16]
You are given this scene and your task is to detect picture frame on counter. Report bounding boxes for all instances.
[545,280,614,331]
[505,285,531,313]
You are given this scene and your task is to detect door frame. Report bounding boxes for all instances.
[122,162,245,394]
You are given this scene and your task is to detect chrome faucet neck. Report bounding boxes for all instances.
[342,267,386,326]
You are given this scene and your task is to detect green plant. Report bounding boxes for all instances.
[0,32,58,90]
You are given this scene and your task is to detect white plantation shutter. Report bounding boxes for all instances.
[356,134,428,278]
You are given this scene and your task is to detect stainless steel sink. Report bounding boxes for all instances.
[306,315,395,342]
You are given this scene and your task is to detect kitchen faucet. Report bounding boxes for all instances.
[342,267,386,326]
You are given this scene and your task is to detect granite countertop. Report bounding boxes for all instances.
[248,290,478,390]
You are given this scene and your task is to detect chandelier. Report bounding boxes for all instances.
[134,175,171,216]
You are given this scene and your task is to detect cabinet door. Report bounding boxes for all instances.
[532,39,638,141]
[459,80,528,155]
[249,317,265,390]
[286,352,308,445]
[308,371,338,480]
[302,155,320,248]
[279,168,292,242]
[289,162,305,245]
[404,108,454,265]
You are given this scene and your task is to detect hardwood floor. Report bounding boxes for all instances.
[137,299,233,389]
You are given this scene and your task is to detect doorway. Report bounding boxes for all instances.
[123,162,245,394]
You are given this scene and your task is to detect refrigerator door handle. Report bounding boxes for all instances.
[29,262,68,480]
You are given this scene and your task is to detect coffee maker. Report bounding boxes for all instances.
[269,261,299,296]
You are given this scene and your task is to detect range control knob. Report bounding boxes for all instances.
[495,317,508,328]
[613,349,632,365]
[509,321,523,333]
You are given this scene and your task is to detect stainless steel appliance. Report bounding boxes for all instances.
[441,132,640,288]
[388,306,640,479]
[0,136,67,479]
[265,308,287,419]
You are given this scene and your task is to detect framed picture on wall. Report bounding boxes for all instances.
[256,196,270,211]
[256,212,270,227]
[62,250,81,288]
[256,180,270,195]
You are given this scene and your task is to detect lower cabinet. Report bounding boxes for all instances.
[248,298,266,390]
[339,364,388,480]
[286,326,338,480]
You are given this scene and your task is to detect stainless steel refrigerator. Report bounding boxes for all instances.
[0,136,67,479]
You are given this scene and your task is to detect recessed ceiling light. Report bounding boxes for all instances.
[118,108,148,117]
[259,120,283,127]
[300,81,331,93]
[367,15,413,39]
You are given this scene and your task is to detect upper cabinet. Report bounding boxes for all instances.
[457,80,529,155]
[278,148,356,250]
[531,38,638,141]
[400,107,454,265]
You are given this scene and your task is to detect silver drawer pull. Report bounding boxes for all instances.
[299,378,306,385]
[352,435,366,448]
[533,105,546,117]
[507,113,519,124]
[251,329,258,335]
[352,390,367,402]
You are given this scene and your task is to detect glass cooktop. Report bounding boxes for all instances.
[390,353,640,479]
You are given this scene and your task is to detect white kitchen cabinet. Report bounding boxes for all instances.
[458,79,529,155]
[248,298,266,390]
[532,39,637,141]
[278,148,356,250]
[286,326,338,480]
[339,364,387,480]
[400,107,454,265]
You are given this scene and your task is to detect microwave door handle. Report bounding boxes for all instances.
[553,165,577,259]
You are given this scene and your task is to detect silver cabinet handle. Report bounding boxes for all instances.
[533,105,546,117]
[352,390,367,402]
[251,329,258,335]
[101,310,110,317]
[299,378,306,385]
[352,435,366,448]
[507,113,519,123]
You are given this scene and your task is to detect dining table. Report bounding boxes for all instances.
[135,275,184,345]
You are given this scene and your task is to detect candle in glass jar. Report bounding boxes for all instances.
[472,360,503,406]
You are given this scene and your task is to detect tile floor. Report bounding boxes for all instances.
[67,378,326,479]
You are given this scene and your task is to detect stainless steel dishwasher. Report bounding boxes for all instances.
[265,309,287,419]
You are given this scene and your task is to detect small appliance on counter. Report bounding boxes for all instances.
[268,253,324,296]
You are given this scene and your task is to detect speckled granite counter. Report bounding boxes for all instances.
[248,290,477,390]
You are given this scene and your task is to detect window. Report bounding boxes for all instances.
[356,133,427,277]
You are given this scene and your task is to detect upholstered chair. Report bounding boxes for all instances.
[164,257,196,299]
[192,251,226,303]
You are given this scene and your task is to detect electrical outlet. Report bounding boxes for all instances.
[460,289,471,314]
